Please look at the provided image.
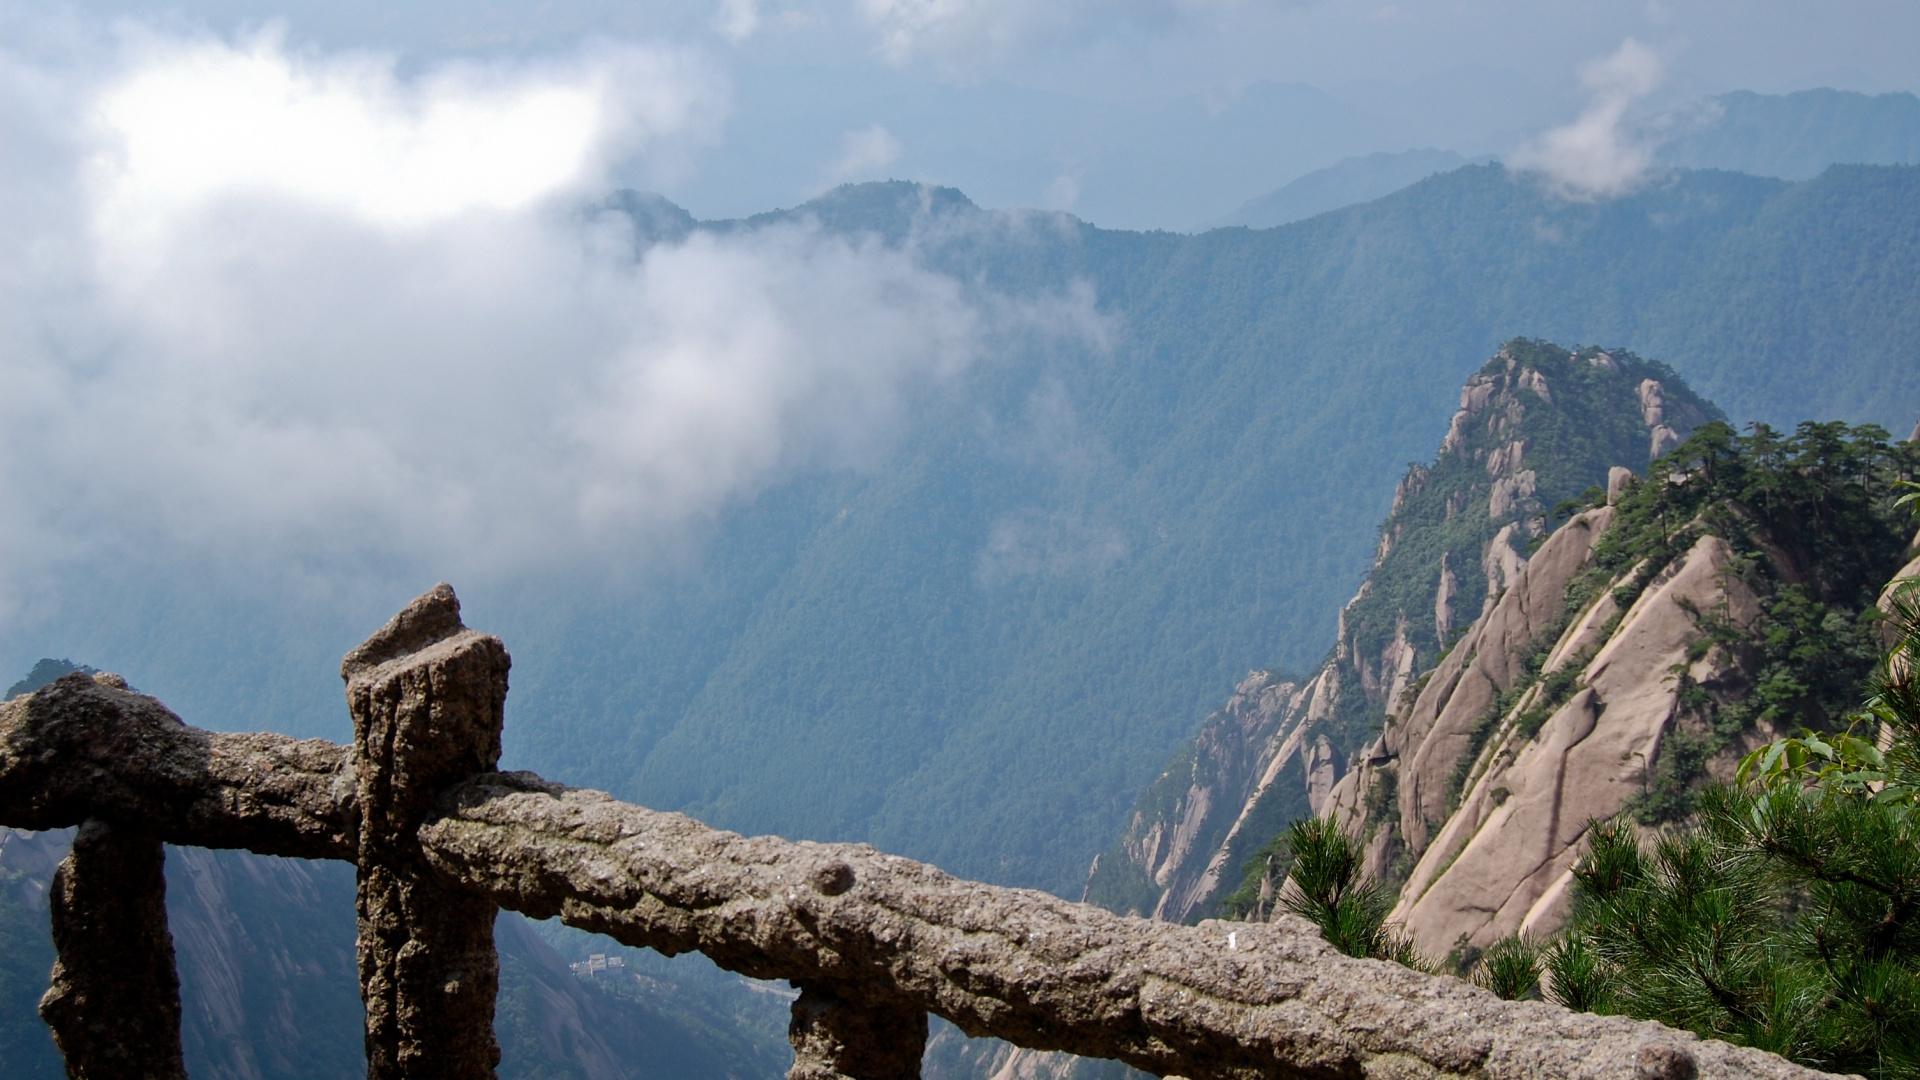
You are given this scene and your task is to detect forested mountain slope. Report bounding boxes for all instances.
[6,164,1920,1080]
[1206,88,1920,232]
[1657,89,1920,181]
[17,164,1920,907]
[525,164,1919,897]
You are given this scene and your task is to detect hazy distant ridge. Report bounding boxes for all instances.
[1211,89,1920,231]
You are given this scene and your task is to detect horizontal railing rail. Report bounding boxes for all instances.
[0,586,1840,1080]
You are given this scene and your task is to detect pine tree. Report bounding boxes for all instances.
[1255,817,1425,968]
[1543,559,1920,1079]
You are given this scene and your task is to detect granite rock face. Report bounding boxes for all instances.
[1085,670,1318,922]
[1090,342,1713,927]
[1385,532,1767,950]
[1370,506,1617,865]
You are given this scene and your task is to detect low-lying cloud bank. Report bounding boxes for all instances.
[854,0,1250,67]
[0,22,1089,622]
[1510,37,1666,200]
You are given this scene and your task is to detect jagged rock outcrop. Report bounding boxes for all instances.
[1083,671,1319,922]
[1322,505,1620,889]
[1365,528,1771,952]
[1324,419,1920,958]
[1087,340,1717,924]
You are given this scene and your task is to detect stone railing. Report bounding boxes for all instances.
[0,586,1843,1080]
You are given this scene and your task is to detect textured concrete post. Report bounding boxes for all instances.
[344,584,510,1080]
[38,816,189,1080]
[789,985,927,1080]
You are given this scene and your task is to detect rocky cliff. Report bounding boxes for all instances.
[1086,340,1719,923]
[1320,418,1920,959]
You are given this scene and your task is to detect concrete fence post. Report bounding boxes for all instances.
[344,583,511,1080]
[39,814,189,1080]
[788,984,927,1080]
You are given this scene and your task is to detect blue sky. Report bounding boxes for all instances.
[21,0,1918,226]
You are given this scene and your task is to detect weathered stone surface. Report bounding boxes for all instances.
[420,771,1840,1080]
[346,583,509,1080]
[1383,506,1614,859]
[1389,533,1768,951]
[0,672,355,860]
[39,817,189,1080]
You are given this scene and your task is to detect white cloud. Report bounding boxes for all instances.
[84,27,728,234]
[856,0,1243,68]
[0,23,1062,618]
[976,509,1128,585]
[822,123,903,185]
[1510,38,1666,200]
[1044,173,1080,211]
[715,0,764,41]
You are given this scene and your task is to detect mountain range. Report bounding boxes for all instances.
[3,120,1920,1079]
[1207,88,1920,230]
[16,161,1918,908]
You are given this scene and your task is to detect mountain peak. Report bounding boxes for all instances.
[1086,339,1719,923]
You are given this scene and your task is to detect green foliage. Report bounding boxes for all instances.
[1516,664,1585,740]
[1739,579,1920,808]
[1633,726,1712,825]
[1568,420,1920,821]
[1543,933,1613,1013]
[1596,419,1918,615]
[1270,817,1427,969]
[1469,936,1543,1001]
[1442,708,1503,815]
[1363,763,1400,826]
[1548,590,1920,1078]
